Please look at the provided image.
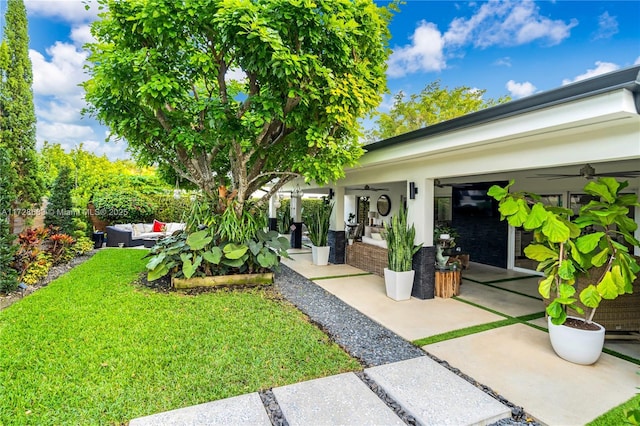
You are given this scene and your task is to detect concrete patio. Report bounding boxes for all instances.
[282,248,640,425]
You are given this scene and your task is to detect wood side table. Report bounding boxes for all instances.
[435,270,461,298]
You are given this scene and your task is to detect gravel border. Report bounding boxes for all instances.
[275,265,425,367]
[274,264,539,426]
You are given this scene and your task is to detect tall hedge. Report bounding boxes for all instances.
[44,166,75,234]
[0,149,18,292]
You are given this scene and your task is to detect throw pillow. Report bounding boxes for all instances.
[371,232,383,241]
[152,219,166,232]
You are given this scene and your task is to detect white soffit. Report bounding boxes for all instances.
[357,88,640,168]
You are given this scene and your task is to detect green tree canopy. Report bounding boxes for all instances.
[84,0,393,215]
[0,0,45,209]
[366,80,510,142]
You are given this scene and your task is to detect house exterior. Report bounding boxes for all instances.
[282,65,640,299]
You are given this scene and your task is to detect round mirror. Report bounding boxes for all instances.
[377,194,391,216]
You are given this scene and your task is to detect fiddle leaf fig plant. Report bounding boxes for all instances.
[488,177,640,326]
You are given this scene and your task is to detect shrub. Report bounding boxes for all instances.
[149,192,192,223]
[22,253,52,285]
[45,166,75,234]
[92,189,156,224]
[46,233,76,265]
[12,228,49,285]
[73,236,95,255]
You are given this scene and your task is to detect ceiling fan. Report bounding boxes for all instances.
[534,164,640,180]
[350,184,389,191]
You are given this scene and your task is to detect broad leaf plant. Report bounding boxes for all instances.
[488,177,640,325]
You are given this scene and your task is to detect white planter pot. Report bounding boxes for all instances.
[383,268,415,301]
[548,316,605,365]
[311,245,330,266]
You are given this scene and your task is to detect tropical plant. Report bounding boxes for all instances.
[488,177,640,326]
[145,229,290,281]
[46,232,76,265]
[12,227,49,285]
[307,201,333,247]
[277,201,293,235]
[384,207,422,272]
[434,223,458,249]
[21,252,52,285]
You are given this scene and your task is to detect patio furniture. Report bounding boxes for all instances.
[568,257,640,334]
[106,222,185,247]
[435,268,460,298]
[346,242,388,277]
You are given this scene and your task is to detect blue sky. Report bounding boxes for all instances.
[3,0,640,160]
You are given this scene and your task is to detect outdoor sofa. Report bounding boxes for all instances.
[106,220,185,248]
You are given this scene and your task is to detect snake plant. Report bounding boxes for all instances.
[384,207,422,272]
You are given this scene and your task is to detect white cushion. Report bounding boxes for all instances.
[371,233,383,241]
[134,231,165,240]
[165,223,185,233]
[361,236,388,248]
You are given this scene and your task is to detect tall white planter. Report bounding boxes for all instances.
[311,245,330,266]
[548,316,605,365]
[383,268,415,301]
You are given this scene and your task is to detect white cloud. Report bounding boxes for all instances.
[35,97,84,123]
[592,12,618,40]
[25,0,100,24]
[80,139,129,159]
[634,57,640,65]
[444,0,578,48]
[70,24,95,46]
[37,121,95,141]
[494,57,512,67]
[388,1,578,79]
[506,80,536,98]
[30,43,88,97]
[29,33,130,160]
[387,21,445,77]
[562,61,620,85]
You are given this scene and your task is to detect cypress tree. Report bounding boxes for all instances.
[0,149,18,293]
[45,166,75,235]
[0,0,45,232]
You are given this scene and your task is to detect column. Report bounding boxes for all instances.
[407,178,436,299]
[290,192,303,249]
[328,186,346,264]
[268,194,279,232]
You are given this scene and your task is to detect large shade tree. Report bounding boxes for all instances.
[366,80,511,141]
[84,0,393,217]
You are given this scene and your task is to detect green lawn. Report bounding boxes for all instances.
[0,249,360,425]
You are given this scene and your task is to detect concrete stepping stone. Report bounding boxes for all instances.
[366,357,511,425]
[129,393,271,426]
[273,372,405,425]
